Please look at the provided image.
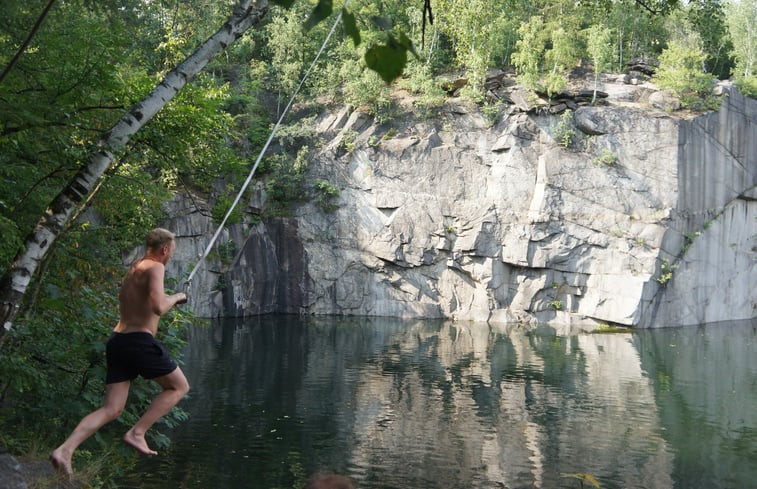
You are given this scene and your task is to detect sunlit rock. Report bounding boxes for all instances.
[162,83,755,328]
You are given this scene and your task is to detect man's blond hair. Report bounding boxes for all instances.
[146,228,175,251]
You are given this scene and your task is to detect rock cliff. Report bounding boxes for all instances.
[161,77,756,328]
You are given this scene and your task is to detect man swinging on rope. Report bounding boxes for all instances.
[51,228,189,476]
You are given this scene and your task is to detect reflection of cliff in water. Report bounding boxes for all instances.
[634,319,757,489]
[330,320,673,489]
[172,317,755,489]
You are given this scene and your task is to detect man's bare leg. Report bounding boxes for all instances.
[50,381,130,475]
[123,367,189,456]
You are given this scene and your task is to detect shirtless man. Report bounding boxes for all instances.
[50,228,189,476]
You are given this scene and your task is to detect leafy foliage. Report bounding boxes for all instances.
[313,179,340,212]
[434,0,516,91]
[0,0,224,477]
[552,110,577,148]
[586,24,615,102]
[654,15,716,107]
[725,0,757,96]
[259,148,310,215]
[686,0,734,79]
[512,16,548,92]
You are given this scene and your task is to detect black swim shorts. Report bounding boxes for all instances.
[105,332,178,384]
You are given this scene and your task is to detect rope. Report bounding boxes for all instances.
[184,2,349,288]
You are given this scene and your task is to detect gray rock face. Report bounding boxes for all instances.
[0,454,26,489]
[164,83,756,328]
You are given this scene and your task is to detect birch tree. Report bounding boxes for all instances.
[0,0,269,345]
[587,24,615,103]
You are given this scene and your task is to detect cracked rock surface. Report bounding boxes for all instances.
[161,80,755,328]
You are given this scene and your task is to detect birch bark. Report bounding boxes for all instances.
[0,0,269,346]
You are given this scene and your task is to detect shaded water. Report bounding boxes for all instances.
[119,316,756,489]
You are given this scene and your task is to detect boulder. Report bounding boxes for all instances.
[0,454,26,489]
[649,90,681,111]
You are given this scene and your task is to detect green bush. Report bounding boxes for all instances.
[211,184,244,225]
[343,65,393,122]
[262,148,310,212]
[399,62,447,116]
[553,110,577,148]
[313,180,340,212]
[735,76,757,98]
[594,149,618,165]
[654,21,716,109]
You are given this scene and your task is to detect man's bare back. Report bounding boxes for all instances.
[116,239,185,336]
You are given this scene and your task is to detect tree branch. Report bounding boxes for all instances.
[0,0,58,86]
[10,167,74,216]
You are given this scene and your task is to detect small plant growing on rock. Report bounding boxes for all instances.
[553,110,576,148]
[593,149,618,165]
[656,258,677,285]
[337,129,358,154]
[313,179,340,212]
[216,241,236,266]
[482,103,501,127]
[681,231,701,254]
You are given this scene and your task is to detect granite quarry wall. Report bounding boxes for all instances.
[159,80,755,328]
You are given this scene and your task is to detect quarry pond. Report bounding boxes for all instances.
[119,316,756,489]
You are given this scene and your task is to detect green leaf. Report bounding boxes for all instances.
[342,8,361,47]
[397,31,418,58]
[364,36,408,84]
[303,0,333,33]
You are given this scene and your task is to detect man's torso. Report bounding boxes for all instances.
[115,258,163,335]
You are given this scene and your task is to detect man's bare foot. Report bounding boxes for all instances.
[123,429,158,456]
[50,448,73,476]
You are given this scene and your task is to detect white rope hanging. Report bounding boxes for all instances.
[184,1,349,289]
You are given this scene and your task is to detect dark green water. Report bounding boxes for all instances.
[119,316,757,489]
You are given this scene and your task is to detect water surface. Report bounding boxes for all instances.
[119,316,756,489]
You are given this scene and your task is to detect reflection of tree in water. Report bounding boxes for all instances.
[162,315,316,488]
[124,317,757,489]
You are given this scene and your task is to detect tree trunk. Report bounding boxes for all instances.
[0,0,268,347]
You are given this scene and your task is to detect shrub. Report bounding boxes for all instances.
[553,110,576,148]
[735,76,757,98]
[313,180,340,212]
[211,184,244,225]
[594,149,618,165]
[654,20,716,109]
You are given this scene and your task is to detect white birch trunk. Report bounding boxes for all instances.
[0,0,268,345]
